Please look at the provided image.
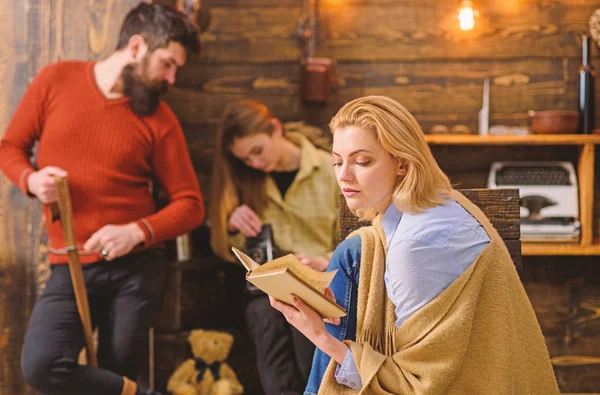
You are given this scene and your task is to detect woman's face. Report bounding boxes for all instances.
[229,129,281,173]
[332,126,400,214]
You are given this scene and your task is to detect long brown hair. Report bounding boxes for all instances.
[210,100,277,258]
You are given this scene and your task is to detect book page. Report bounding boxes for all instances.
[231,247,261,272]
[252,254,337,293]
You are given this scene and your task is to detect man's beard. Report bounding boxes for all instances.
[121,61,169,117]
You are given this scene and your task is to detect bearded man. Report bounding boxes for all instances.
[0,4,204,395]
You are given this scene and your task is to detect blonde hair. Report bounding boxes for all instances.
[210,100,278,260]
[330,95,451,220]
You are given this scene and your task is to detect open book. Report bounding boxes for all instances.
[231,247,346,318]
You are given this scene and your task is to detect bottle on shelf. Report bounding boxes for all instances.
[478,78,490,136]
[577,34,596,134]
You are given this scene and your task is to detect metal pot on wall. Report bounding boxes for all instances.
[301,57,337,103]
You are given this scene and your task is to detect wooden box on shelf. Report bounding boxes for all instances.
[155,256,246,332]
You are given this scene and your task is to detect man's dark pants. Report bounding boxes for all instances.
[21,249,167,395]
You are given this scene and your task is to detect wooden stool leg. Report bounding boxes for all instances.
[149,326,155,390]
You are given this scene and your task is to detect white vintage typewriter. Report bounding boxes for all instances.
[487,161,581,242]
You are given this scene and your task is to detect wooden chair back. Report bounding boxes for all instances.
[338,188,522,270]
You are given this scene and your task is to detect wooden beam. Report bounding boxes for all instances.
[577,144,595,246]
[426,135,600,146]
[0,1,36,393]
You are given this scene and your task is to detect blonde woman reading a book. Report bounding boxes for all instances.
[210,100,339,395]
[270,96,559,394]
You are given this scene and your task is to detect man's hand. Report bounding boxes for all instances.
[27,166,68,203]
[295,254,329,272]
[227,204,263,237]
[83,223,145,261]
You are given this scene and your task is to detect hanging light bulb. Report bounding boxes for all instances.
[458,0,475,31]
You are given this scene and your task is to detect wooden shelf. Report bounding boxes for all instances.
[522,243,600,256]
[425,134,600,145]
[425,134,600,256]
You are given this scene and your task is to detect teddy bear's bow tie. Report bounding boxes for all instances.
[195,359,221,382]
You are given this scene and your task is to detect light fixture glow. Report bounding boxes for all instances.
[458,0,475,31]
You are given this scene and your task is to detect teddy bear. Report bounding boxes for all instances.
[167,329,244,395]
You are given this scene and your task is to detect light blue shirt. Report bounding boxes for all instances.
[335,198,491,389]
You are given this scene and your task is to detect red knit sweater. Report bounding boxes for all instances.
[0,61,205,264]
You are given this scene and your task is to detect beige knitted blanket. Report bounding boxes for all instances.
[318,190,559,394]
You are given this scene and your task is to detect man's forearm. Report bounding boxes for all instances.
[135,196,204,246]
[0,141,36,195]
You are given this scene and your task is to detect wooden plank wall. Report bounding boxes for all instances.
[0,3,35,394]
[1,0,599,393]
[172,0,600,208]
[523,258,600,393]
[163,0,600,392]
[0,1,140,393]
